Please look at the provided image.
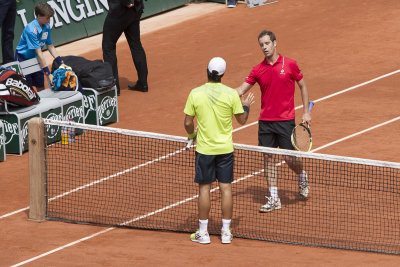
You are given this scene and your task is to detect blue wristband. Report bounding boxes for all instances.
[243,105,250,113]
[42,66,50,75]
[55,56,63,65]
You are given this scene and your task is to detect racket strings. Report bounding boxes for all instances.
[293,125,311,151]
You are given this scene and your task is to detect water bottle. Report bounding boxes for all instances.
[67,118,75,143]
[61,125,68,145]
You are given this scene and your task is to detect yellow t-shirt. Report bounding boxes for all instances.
[184,82,244,155]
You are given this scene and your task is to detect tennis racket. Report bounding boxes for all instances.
[291,101,314,152]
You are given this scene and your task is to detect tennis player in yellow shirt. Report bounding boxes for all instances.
[184,57,254,244]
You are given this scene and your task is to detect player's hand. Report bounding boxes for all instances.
[241,92,255,107]
[302,112,312,125]
[48,74,54,88]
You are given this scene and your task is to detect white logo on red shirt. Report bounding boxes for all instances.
[280,56,286,75]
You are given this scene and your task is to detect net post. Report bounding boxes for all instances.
[28,117,46,222]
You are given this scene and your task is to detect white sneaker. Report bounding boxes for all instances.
[298,170,310,198]
[221,229,233,244]
[259,197,281,212]
[190,230,211,244]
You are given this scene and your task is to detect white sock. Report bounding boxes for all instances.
[269,187,278,201]
[199,219,208,234]
[222,219,231,232]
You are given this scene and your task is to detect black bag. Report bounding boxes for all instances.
[52,56,115,91]
[0,68,40,107]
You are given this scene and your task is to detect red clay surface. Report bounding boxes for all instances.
[1,0,400,266]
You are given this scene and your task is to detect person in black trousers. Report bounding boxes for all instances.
[102,0,148,95]
[0,0,17,64]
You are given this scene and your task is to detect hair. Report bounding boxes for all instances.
[207,69,223,83]
[258,30,276,42]
[35,2,55,17]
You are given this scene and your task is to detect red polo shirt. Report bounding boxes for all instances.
[245,54,303,121]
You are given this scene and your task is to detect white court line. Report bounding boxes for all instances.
[10,115,400,267]
[233,69,400,133]
[1,69,399,220]
[311,116,400,152]
[10,228,115,267]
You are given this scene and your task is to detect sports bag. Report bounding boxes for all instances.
[52,56,115,91]
[52,64,84,93]
[0,68,40,107]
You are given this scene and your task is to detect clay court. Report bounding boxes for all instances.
[1,0,400,265]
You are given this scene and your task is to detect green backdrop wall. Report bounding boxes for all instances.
[0,0,189,63]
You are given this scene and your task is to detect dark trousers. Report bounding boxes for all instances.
[0,0,17,64]
[102,13,148,91]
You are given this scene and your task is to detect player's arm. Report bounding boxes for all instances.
[234,92,255,125]
[47,44,59,59]
[297,78,312,124]
[35,48,54,86]
[47,44,64,66]
[184,114,196,140]
[236,82,253,97]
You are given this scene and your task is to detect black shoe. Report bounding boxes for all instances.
[128,82,148,92]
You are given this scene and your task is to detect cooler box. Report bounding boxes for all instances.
[83,85,118,125]
[0,121,5,161]
[0,105,40,154]
[38,89,85,134]
[0,98,63,154]
[39,98,63,145]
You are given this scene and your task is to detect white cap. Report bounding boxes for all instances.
[207,57,226,76]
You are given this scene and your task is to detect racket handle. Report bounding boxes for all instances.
[309,101,314,112]
[186,139,194,150]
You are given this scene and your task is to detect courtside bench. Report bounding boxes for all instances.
[4,58,118,126]
[83,86,118,126]
[1,59,82,154]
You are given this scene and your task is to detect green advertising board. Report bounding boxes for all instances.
[1,0,189,63]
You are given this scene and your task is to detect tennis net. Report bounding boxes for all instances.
[30,119,400,254]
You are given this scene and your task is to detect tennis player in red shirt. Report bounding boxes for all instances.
[236,30,312,212]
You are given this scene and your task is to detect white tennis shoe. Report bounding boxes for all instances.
[221,229,233,244]
[190,230,210,244]
[259,197,281,212]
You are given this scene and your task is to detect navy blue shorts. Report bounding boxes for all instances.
[194,152,234,184]
[258,120,295,150]
[15,53,45,88]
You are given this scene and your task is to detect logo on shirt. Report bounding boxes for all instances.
[33,27,37,35]
[280,56,286,75]
[41,32,48,40]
